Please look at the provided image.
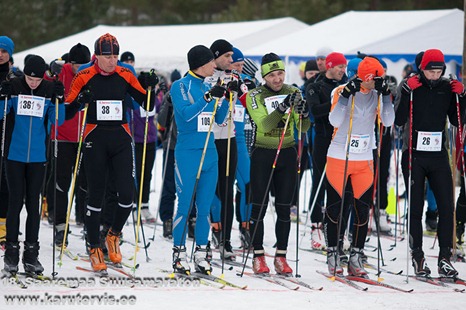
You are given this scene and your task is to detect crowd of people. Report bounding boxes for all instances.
[0,32,465,280]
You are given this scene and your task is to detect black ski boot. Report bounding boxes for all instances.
[23,242,44,275]
[438,247,458,278]
[163,219,173,239]
[172,246,190,274]
[194,242,212,274]
[411,248,431,276]
[3,241,20,274]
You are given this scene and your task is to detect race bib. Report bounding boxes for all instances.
[139,105,156,118]
[416,131,441,152]
[197,112,212,132]
[17,94,45,118]
[264,95,287,114]
[233,105,245,122]
[348,134,370,154]
[96,100,123,121]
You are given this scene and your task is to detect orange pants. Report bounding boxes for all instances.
[326,157,374,199]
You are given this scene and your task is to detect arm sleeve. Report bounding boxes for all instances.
[246,92,286,133]
[328,92,348,128]
[171,81,210,122]
[394,82,409,126]
[381,95,395,127]
[306,83,331,119]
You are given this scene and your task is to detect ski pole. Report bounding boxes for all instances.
[333,96,355,277]
[405,91,414,283]
[58,103,88,267]
[239,106,293,277]
[51,92,60,278]
[133,76,155,271]
[0,96,7,200]
[295,113,303,277]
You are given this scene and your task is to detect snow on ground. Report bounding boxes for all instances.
[2,148,466,310]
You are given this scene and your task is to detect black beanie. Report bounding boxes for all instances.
[305,59,318,72]
[94,33,119,56]
[120,51,135,62]
[260,53,285,77]
[69,43,91,64]
[415,51,425,71]
[170,69,181,82]
[24,55,47,78]
[188,45,214,70]
[210,39,233,59]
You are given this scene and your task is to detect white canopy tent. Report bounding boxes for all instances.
[12,17,308,75]
[244,9,464,84]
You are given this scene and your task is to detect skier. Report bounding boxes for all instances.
[246,53,310,274]
[65,33,158,272]
[324,56,394,276]
[395,48,464,278]
[170,45,229,274]
[0,55,65,275]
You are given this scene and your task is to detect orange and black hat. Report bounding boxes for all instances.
[94,33,119,56]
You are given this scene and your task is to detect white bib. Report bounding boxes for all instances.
[416,131,442,152]
[233,105,245,122]
[264,95,287,114]
[197,112,213,132]
[17,94,45,118]
[96,100,123,121]
[348,134,370,154]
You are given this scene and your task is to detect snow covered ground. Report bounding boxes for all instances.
[2,148,466,310]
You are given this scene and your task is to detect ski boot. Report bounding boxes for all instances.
[326,246,343,275]
[141,207,156,224]
[338,244,348,265]
[54,223,68,248]
[88,247,107,272]
[252,250,270,274]
[172,246,190,274]
[3,241,19,274]
[411,248,431,276]
[219,240,236,261]
[311,224,326,250]
[194,242,212,274]
[210,222,221,248]
[239,222,251,249]
[274,250,292,275]
[163,219,173,239]
[22,242,44,275]
[348,247,368,277]
[105,229,122,264]
[438,247,459,278]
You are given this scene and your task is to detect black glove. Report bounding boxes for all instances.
[49,59,65,76]
[227,80,239,93]
[205,84,226,102]
[54,80,65,103]
[341,78,361,98]
[374,77,391,96]
[0,81,12,97]
[77,89,93,107]
[295,99,309,117]
[277,92,298,113]
[143,71,159,89]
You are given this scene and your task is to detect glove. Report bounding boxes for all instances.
[402,75,422,95]
[49,59,65,76]
[227,80,239,93]
[0,81,12,97]
[341,78,361,98]
[143,71,159,89]
[277,92,298,113]
[205,82,226,102]
[451,79,465,95]
[77,89,94,107]
[374,77,391,96]
[54,80,65,100]
[295,99,309,117]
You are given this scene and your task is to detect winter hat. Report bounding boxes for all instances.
[210,39,233,59]
[415,51,424,71]
[357,56,384,82]
[243,58,258,78]
[316,47,332,59]
[188,45,214,70]
[261,53,285,77]
[94,33,119,56]
[69,43,91,64]
[0,36,14,58]
[420,49,444,70]
[170,69,181,82]
[232,47,244,63]
[346,58,362,78]
[61,52,70,63]
[325,52,347,69]
[120,51,135,63]
[304,60,318,73]
[24,55,47,78]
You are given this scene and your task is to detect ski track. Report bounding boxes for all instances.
[2,148,466,310]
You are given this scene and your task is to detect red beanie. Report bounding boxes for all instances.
[357,57,384,82]
[325,52,347,69]
[420,49,445,70]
